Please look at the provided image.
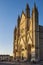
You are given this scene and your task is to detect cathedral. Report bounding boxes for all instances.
[13,3,43,61]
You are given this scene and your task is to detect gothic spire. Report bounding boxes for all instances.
[32,2,38,16]
[26,3,30,11]
[17,15,20,28]
[25,3,30,18]
[14,26,17,34]
[14,26,17,40]
[34,2,38,13]
[34,2,36,8]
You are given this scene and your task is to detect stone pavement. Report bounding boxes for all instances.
[0,61,42,65]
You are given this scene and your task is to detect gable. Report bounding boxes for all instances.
[20,13,26,25]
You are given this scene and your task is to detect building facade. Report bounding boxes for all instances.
[0,55,10,61]
[13,4,43,61]
[0,55,13,61]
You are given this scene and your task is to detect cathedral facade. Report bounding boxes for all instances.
[13,4,43,61]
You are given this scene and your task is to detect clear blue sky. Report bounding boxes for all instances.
[0,0,43,55]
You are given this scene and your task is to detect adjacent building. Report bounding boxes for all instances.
[13,3,43,61]
[0,55,13,61]
[0,55,10,61]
